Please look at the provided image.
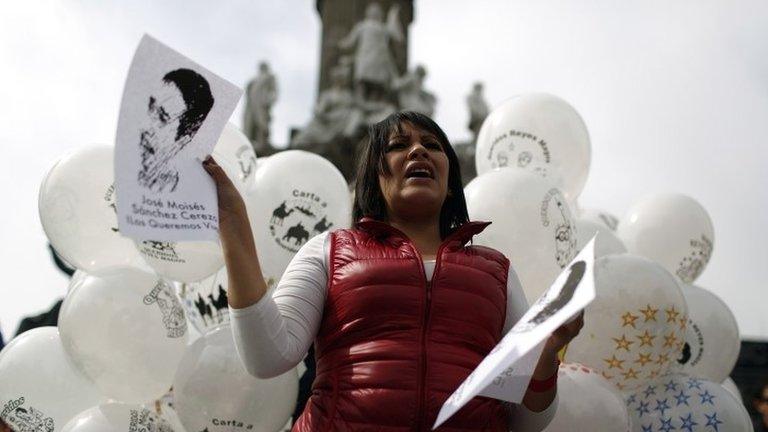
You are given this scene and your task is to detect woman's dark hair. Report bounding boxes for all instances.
[352,111,469,239]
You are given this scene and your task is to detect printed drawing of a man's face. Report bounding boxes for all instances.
[138,68,214,193]
[513,260,586,333]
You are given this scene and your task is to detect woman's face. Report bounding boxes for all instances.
[378,121,450,220]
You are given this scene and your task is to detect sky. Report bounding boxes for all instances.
[1,0,767,340]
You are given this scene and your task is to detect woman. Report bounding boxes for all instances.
[203,111,583,431]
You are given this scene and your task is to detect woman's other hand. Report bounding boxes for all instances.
[545,310,584,356]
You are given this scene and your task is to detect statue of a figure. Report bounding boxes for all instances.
[467,82,490,140]
[393,64,437,117]
[338,2,403,103]
[292,58,363,149]
[291,57,365,179]
[243,61,278,153]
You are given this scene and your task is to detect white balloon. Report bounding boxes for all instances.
[474,93,591,201]
[674,284,740,383]
[565,254,688,393]
[721,378,743,404]
[212,123,258,194]
[465,169,578,301]
[0,327,105,432]
[143,393,187,432]
[579,207,620,232]
[543,363,630,432]
[173,325,298,432]
[59,268,188,404]
[177,267,230,335]
[618,193,714,284]
[134,239,224,283]
[626,374,752,432]
[575,218,627,258]
[39,145,144,272]
[61,403,179,432]
[246,150,351,289]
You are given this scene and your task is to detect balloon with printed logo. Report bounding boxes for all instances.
[626,374,752,432]
[173,324,298,432]
[565,254,688,393]
[474,93,591,201]
[246,150,351,290]
[579,207,620,232]
[543,363,630,432]
[212,123,258,194]
[0,327,106,432]
[465,169,579,302]
[134,239,224,283]
[673,284,739,383]
[39,145,144,272]
[575,218,627,258]
[617,193,714,284]
[177,266,230,335]
[141,390,186,432]
[61,403,179,432]
[59,267,188,404]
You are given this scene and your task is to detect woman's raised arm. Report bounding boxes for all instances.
[202,155,267,309]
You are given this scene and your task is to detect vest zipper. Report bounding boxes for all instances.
[416,244,445,432]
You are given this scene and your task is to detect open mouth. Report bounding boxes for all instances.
[404,164,434,180]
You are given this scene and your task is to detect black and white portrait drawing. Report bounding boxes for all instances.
[138,68,214,193]
[115,35,242,242]
[513,260,586,333]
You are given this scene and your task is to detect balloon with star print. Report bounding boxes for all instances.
[564,254,688,393]
[626,373,752,432]
[543,363,630,432]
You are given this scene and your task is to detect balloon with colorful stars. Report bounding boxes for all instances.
[565,254,688,393]
[543,363,630,432]
[626,374,752,432]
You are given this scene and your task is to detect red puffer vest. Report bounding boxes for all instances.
[292,218,510,432]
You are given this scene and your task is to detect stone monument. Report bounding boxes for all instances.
[466,81,489,141]
[243,61,278,155]
[315,0,413,97]
[393,64,436,117]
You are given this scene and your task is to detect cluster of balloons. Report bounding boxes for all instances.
[471,93,748,431]
[1,123,351,431]
[0,91,748,431]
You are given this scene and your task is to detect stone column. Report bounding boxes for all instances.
[315,0,414,97]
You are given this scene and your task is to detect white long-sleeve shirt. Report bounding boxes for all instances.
[230,232,557,431]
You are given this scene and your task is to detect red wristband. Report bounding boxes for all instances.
[528,361,560,393]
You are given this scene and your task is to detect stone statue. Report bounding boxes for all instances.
[393,64,436,117]
[291,57,366,180]
[467,81,490,141]
[338,2,403,103]
[243,61,278,153]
